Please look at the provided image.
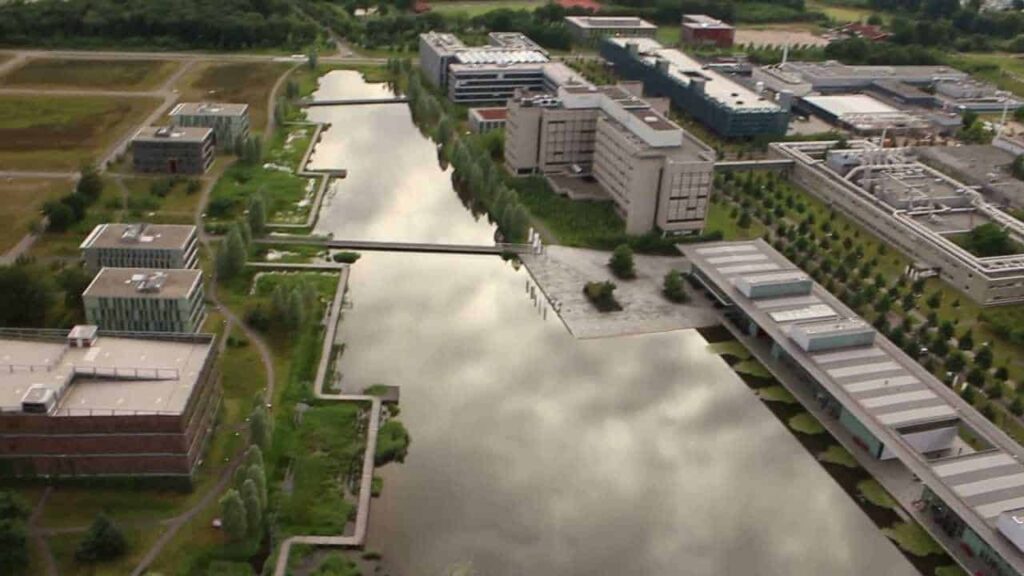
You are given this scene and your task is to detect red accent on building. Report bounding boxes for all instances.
[413,0,431,13]
[556,0,602,12]
[681,14,735,49]
[476,108,508,121]
[837,23,890,42]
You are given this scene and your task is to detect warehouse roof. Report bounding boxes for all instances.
[83,268,202,300]
[565,16,657,30]
[133,126,212,143]
[0,327,214,416]
[80,223,196,251]
[170,102,249,117]
[682,239,1024,570]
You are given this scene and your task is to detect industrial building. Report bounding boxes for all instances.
[772,140,1024,306]
[131,126,214,175]
[0,325,218,481]
[680,14,735,48]
[468,107,507,133]
[601,37,789,138]
[933,79,1024,113]
[419,31,566,104]
[83,268,207,333]
[564,16,657,46]
[80,223,199,273]
[753,61,968,97]
[798,93,930,135]
[505,80,715,234]
[169,102,250,150]
[683,239,1024,576]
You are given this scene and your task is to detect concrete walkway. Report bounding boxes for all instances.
[522,246,718,339]
[270,263,383,576]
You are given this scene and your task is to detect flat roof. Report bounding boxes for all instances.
[83,268,202,300]
[0,328,213,416]
[804,93,898,116]
[80,223,196,251]
[682,14,733,29]
[470,107,508,121]
[773,61,967,85]
[609,37,780,113]
[170,102,249,117]
[454,49,548,66]
[565,15,657,30]
[134,125,212,143]
[683,239,1024,571]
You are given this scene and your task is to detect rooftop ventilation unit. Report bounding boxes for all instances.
[132,272,168,293]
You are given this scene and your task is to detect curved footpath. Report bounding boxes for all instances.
[271,262,382,576]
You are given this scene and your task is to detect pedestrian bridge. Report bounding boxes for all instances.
[300,97,409,107]
[258,236,531,256]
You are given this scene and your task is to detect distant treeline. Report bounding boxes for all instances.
[0,0,317,50]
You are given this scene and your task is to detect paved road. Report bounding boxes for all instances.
[0,48,386,66]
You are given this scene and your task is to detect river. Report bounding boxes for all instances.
[307,70,919,576]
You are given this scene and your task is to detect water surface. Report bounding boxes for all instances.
[314,72,918,576]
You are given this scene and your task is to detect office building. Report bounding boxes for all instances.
[80,223,199,273]
[564,16,657,46]
[505,81,715,234]
[681,14,735,48]
[132,126,214,175]
[83,268,207,333]
[601,37,789,138]
[0,325,218,482]
[169,102,250,149]
[684,239,1024,576]
[773,140,1024,306]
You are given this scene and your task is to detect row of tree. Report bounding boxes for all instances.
[0,0,317,50]
[397,59,529,243]
[43,164,103,233]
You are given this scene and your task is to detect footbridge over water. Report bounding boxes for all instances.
[258,236,531,256]
[299,97,409,107]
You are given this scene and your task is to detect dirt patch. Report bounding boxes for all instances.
[0,58,180,91]
[0,95,161,170]
[735,27,829,47]
[178,62,291,132]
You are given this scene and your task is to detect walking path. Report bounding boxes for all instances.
[270,262,383,576]
[260,236,530,255]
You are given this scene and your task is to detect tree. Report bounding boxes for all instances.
[1012,394,1024,416]
[663,270,688,303]
[219,490,247,543]
[945,351,966,374]
[76,163,103,202]
[75,514,126,562]
[249,405,270,451]
[975,345,994,370]
[43,200,76,232]
[0,519,27,573]
[608,244,636,279]
[246,464,268,510]
[241,480,262,537]
[961,223,1018,257]
[244,444,265,473]
[737,211,752,229]
[307,50,318,70]
[966,366,987,388]
[0,264,55,327]
[247,195,266,236]
[938,320,955,341]
[216,226,247,280]
[958,329,974,351]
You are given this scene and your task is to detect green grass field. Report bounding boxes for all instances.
[655,25,680,47]
[0,95,160,170]
[430,0,543,16]
[48,523,166,576]
[806,0,876,22]
[947,52,1024,99]
[0,58,180,91]
[177,62,291,133]
[0,177,73,251]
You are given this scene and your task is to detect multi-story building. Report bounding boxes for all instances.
[684,239,1024,576]
[80,223,199,273]
[564,16,657,46]
[0,325,218,483]
[169,102,250,150]
[505,81,715,234]
[132,126,214,175]
[773,140,1024,306]
[83,268,207,333]
[601,37,789,138]
[419,31,588,104]
[681,14,735,48]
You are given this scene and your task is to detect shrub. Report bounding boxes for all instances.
[608,244,636,279]
[375,420,411,466]
[75,514,126,563]
[331,251,361,264]
[663,270,688,303]
[583,281,621,312]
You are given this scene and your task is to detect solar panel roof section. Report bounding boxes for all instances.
[680,239,1024,569]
